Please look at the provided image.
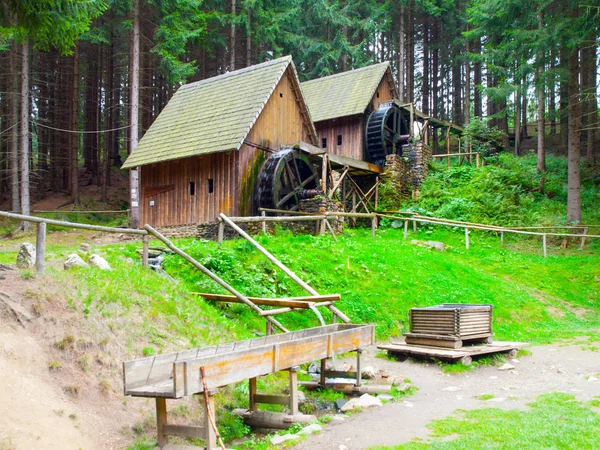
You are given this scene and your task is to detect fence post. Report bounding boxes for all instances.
[580,227,588,250]
[261,210,267,234]
[35,222,46,274]
[142,234,149,268]
[465,227,470,250]
[413,218,417,233]
[218,220,224,245]
[476,152,480,168]
[404,219,409,240]
[500,231,504,245]
[543,234,547,258]
[371,215,377,238]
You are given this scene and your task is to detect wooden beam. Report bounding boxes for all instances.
[194,293,340,308]
[35,222,46,274]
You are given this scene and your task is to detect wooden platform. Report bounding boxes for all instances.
[378,341,528,366]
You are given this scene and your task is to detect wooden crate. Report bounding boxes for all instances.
[406,304,492,349]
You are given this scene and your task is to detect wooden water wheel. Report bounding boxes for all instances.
[365,103,410,167]
[256,148,321,211]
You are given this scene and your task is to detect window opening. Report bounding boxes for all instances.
[189,182,195,196]
[321,138,327,148]
[337,135,343,146]
[208,179,214,194]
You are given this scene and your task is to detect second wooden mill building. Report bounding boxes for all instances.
[122,56,317,227]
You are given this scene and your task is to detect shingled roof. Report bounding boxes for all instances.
[123,56,315,169]
[301,61,395,123]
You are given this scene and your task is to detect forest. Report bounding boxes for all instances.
[0,0,598,225]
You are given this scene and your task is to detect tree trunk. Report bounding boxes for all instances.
[422,17,430,115]
[9,40,20,212]
[567,46,581,223]
[230,0,236,70]
[581,33,597,163]
[129,0,141,228]
[473,37,482,118]
[70,42,80,203]
[515,66,521,156]
[407,1,414,103]
[246,8,251,67]
[559,46,569,151]
[20,39,31,228]
[521,73,528,138]
[398,5,405,102]
[464,36,471,125]
[83,42,99,182]
[452,49,462,125]
[549,54,556,135]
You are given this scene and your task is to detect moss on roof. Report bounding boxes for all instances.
[301,62,392,123]
[123,56,308,169]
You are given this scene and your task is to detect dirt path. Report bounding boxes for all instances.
[294,343,600,450]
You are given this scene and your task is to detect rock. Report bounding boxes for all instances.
[298,424,322,436]
[443,386,461,392]
[339,446,349,450]
[334,398,348,411]
[270,434,299,445]
[341,394,382,412]
[361,366,377,379]
[497,363,515,371]
[410,240,445,251]
[394,381,412,392]
[378,394,394,402]
[16,243,36,269]
[380,370,389,378]
[403,401,414,408]
[588,376,598,382]
[79,243,91,253]
[297,391,306,403]
[487,397,507,403]
[88,254,111,270]
[64,254,89,270]
[308,361,319,373]
[329,415,346,424]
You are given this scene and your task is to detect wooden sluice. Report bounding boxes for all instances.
[124,324,374,449]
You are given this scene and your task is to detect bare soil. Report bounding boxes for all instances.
[293,343,600,450]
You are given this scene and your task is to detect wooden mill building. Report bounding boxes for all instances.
[301,62,398,162]
[122,56,317,227]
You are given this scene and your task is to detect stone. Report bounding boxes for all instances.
[16,243,36,269]
[64,254,89,270]
[339,446,349,450]
[334,398,348,411]
[403,401,414,408]
[410,240,445,251]
[588,376,598,382]
[394,381,412,392]
[443,386,461,392]
[341,394,382,412]
[361,366,377,379]
[298,424,322,436]
[79,243,91,253]
[497,363,515,371]
[270,434,300,445]
[378,394,394,402]
[297,391,306,403]
[329,415,346,424]
[89,254,112,270]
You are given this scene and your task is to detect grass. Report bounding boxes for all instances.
[369,393,600,450]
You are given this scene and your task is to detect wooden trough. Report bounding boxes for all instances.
[405,304,493,349]
[124,324,373,449]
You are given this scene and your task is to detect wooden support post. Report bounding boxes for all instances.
[465,227,470,250]
[446,126,451,167]
[580,227,588,250]
[266,321,273,336]
[288,367,299,415]
[217,221,224,245]
[35,222,46,274]
[156,398,168,447]
[320,219,326,236]
[249,377,257,411]
[476,152,481,168]
[371,215,377,238]
[320,359,327,387]
[355,349,363,387]
[543,234,547,258]
[202,392,217,450]
[321,154,328,193]
[324,219,338,242]
[142,234,149,268]
[261,211,267,234]
[352,190,357,226]
[403,219,408,239]
[413,218,417,233]
[500,231,504,245]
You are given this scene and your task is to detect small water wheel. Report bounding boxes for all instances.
[256,148,321,211]
[365,103,410,167]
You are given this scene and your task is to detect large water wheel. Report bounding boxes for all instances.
[256,148,321,211]
[365,103,410,167]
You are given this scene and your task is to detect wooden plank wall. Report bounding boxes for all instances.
[140,68,312,226]
[315,75,396,163]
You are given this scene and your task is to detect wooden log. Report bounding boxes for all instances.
[405,336,463,349]
[249,377,257,411]
[232,410,316,430]
[35,222,46,274]
[324,219,338,242]
[194,293,340,307]
[253,394,290,406]
[0,210,147,235]
[224,215,325,223]
[324,211,374,218]
[356,349,363,387]
[219,214,326,327]
[200,367,226,450]
[162,424,205,439]
[145,225,289,334]
[142,234,149,268]
[156,398,168,447]
[258,208,314,216]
